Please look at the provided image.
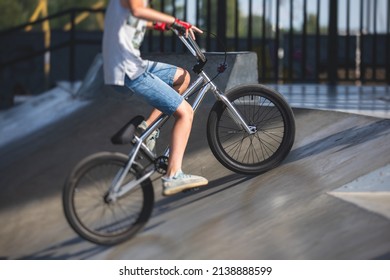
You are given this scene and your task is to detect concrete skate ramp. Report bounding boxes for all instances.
[1,60,390,260]
[1,94,389,260]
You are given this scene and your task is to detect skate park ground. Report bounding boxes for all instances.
[0,54,389,259]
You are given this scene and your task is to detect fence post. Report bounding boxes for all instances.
[328,0,338,85]
[69,9,76,84]
[217,0,227,51]
[387,0,390,84]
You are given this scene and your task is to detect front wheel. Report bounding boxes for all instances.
[207,84,295,175]
[63,152,154,245]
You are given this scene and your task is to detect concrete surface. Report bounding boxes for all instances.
[0,98,389,259]
[0,82,84,149]
[274,84,390,119]
[0,53,390,260]
[329,164,390,220]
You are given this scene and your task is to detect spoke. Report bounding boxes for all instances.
[228,135,246,160]
[71,160,145,237]
[255,133,279,156]
[215,89,291,168]
[249,137,261,163]
[258,114,283,126]
[251,97,267,123]
[75,199,104,224]
[260,129,284,144]
[222,135,244,154]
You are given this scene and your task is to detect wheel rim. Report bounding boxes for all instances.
[71,160,145,238]
[217,93,286,166]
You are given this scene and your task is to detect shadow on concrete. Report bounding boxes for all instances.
[17,173,254,260]
[286,117,390,163]
[152,173,254,217]
[19,237,109,260]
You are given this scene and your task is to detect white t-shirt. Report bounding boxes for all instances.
[102,0,148,85]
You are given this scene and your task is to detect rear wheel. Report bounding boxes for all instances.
[63,152,154,245]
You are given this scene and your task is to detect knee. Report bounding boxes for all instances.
[182,70,190,88]
[182,101,194,122]
[187,103,194,121]
[173,68,190,93]
[174,101,193,122]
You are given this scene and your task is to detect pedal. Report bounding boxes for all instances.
[182,187,199,193]
[155,156,169,175]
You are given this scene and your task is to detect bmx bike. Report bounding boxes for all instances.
[63,29,296,245]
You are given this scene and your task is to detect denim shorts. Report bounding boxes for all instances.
[124,61,184,116]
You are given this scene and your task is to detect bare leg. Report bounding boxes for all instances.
[144,68,190,126]
[166,101,194,177]
[141,67,193,178]
[172,68,191,94]
[161,100,208,196]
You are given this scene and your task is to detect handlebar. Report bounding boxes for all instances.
[172,29,207,63]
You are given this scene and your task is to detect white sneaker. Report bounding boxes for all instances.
[162,170,208,196]
[137,121,159,153]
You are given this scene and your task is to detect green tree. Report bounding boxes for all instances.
[0,0,108,31]
[306,13,327,34]
[0,0,39,29]
[48,0,108,30]
[0,1,25,28]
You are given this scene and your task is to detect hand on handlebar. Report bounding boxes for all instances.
[171,18,203,40]
[153,22,170,31]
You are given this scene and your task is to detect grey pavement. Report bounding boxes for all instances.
[274,83,390,119]
[0,54,389,259]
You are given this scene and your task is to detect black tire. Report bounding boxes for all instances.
[207,84,295,175]
[63,152,154,245]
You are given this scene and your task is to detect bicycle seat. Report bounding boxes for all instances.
[111,115,145,145]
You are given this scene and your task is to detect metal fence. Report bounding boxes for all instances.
[148,0,390,85]
[1,0,390,108]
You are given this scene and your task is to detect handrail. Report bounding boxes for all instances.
[0,8,105,85]
[0,8,105,36]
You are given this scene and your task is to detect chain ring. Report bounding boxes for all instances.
[155,156,169,175]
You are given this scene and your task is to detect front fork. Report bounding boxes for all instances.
[217,92,257,134]
[200,70,256,135]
